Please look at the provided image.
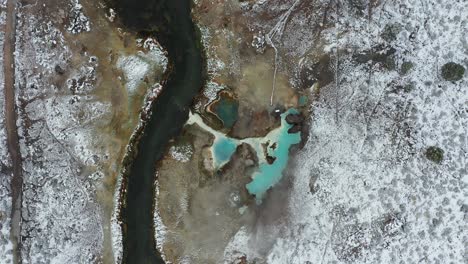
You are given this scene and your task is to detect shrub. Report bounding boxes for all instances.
[381,23,402,42]
[400,61,414,75]
[441,62,465,81]
[384,57,396,71]
[425,146,444,164]
[353,45,397,71]
[403,82,415,92]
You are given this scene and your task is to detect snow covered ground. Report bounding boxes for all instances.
[0,0,170,261]
[226,0,467,263]
[117,38,167,96]
[13,2,107,263]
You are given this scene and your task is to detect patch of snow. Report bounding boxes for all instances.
[0,128,13,263]
[153,174,168,262]
[67,0,90,34]
[252,31,267,54]
[0,5,6,25]
[15,6,107,263]
[117,38,167,95]
[202,81,224,105]
[28,19,71,71]
[105,8,116,23]
[117,55,150,94]
[199,26,226,78]
[110,201,123,264]
[0,192,13,264]
[169,145,194,163]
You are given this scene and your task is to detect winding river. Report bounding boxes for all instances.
[112,0,205,263]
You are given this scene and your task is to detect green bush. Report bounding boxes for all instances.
[441,62,465,81]
[403,82,415,92]
[384,57,396,71]
[425,146,444,164]
[381,24,402,42]
[400,61,414,75]
[353,45,397,71]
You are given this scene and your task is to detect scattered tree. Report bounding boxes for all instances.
[425,146,444,164]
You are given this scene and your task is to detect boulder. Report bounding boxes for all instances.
[286,113,304,125]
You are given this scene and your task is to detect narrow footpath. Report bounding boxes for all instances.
[3,0,23,263]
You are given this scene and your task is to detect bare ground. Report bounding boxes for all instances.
[3,0,23,263]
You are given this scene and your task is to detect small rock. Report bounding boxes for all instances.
[55,65,65,75]
[271,105,285,119]
[266,155,276,164]
[461,204,468,213]
[244,159,255,167]
[286,113,304,125]
[309,174,319,194]
[252,31,266,54]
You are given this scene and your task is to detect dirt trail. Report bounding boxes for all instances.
[3,0,23,263]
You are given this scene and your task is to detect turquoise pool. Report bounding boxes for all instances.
[212,95,239,129]
[189,108,302,202]
[213,137,238,168]
[245,109,301,201]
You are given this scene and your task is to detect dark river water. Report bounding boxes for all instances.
[111,0,205,263]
